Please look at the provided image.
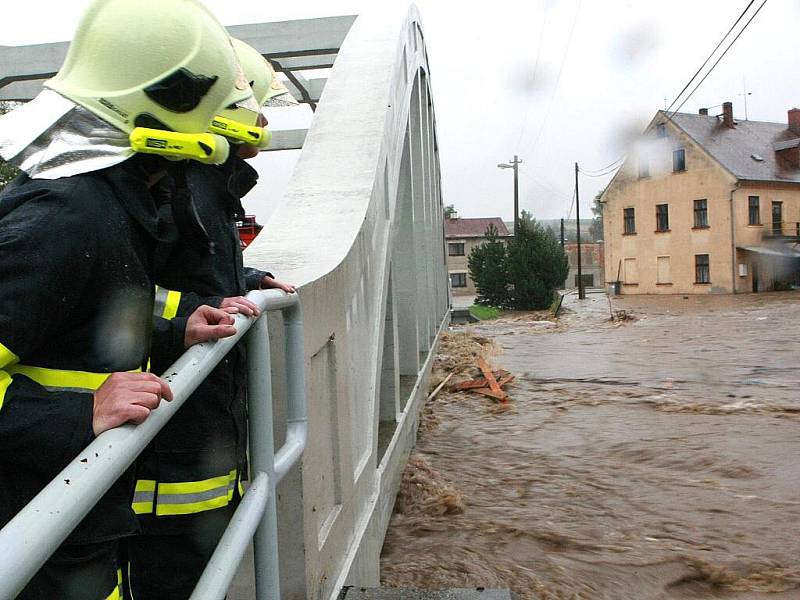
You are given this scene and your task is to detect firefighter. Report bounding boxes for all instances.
[127,39,296,599]
[0,1,253,598]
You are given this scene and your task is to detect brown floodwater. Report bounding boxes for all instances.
[380,291,800,599]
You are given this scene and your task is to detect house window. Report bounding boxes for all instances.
[450,272,467,288]
[657,256,671,284]
[638,159,649,178]
[656,123,666,138]
[772,201,783,235]
[656,203,669,231]
[693,199,708,228]
[623,207,636,234]
[448,242,465,256]
[695,254,710,284]
[673,149,686,172]
[623,258,638,284]
[748,196,760,225]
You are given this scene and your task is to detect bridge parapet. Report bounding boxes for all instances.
[244,4,449,597]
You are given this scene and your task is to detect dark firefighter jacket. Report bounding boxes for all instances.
[136,155,270,531]
[0,158,187,545]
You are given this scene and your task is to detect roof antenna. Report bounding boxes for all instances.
[739,76,752,120]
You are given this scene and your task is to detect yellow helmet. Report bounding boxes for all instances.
[210,38,274,148]
[45,0,246,136]
[231,39,298,107]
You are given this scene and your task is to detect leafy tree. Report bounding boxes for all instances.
[0,102,20,190]
[589,190,604,241]
[443,204,457,218]
[506,211,569,310]
[467,223,509,307]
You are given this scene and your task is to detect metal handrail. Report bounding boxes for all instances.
[0,289,306,600]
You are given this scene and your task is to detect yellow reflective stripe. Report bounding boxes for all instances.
[154,469,238,516]
[0,371,12,411]
[5,365,141,393]
[131,479,156,515]
[105,569,122,600]
[0,342,18,369]
[163,290,181,320]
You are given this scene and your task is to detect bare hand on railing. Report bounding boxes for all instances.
[92,372,173,435]
[184,304,237,348]
[220,296,261,317]
[261,275,297,294]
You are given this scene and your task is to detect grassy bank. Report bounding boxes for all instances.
[469,304,502,320]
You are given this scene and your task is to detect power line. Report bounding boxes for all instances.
[514,0,549,152]
[670,0,769,117]
[576,0,767,187]
[579,156,626,177]
[566,185,576,220]
[521,0,582,160]
[663,0,756,115]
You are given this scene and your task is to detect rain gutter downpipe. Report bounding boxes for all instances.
[730,185,738,294]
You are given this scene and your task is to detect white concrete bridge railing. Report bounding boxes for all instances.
[0,3,449,598]
[245,4,449,597]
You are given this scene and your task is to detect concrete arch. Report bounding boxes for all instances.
[243,4,449,598]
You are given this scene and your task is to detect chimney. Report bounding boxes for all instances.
[722,101,734,128]
[699,108,708,115]
[789,108,800,135]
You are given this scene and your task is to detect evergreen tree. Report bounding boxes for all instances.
[467,223,509,307]
[506,211,569,309]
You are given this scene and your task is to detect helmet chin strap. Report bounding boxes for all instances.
[151,160,216,255]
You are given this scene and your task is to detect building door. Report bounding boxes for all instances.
[752,261,759,293]
[772,201,783,235]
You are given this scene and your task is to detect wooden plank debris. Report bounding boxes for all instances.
[450,361,514,403]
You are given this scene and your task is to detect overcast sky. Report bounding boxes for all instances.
[1,0,797,224]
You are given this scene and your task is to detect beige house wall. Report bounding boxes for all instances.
[446,237,486,295]
[603,120,800,294]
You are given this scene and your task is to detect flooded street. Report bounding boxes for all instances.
[381,291,800,599]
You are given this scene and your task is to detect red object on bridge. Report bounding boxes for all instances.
[237,215,263,248]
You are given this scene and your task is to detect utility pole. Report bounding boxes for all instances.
[574,162,585,300]
[497,156,523,236]
[511,155,521,236]
[560,218,565,247]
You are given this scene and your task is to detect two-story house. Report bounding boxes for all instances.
[603,103,800,294]
[444,216,511,295]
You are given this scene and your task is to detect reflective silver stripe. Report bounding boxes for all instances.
[157,485,231,506]
[132,490,155,505]
[153,286,168,318]
[41,385,97,393]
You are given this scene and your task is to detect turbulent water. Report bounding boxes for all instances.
[380,291,800,599]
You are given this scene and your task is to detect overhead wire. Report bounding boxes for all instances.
[663,0,755,115]
[575,0,768,189]
[514,0,549,152]
[669,0,769,117]
[523,0,582,160]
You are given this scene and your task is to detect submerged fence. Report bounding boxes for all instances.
[0,290,305,600]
